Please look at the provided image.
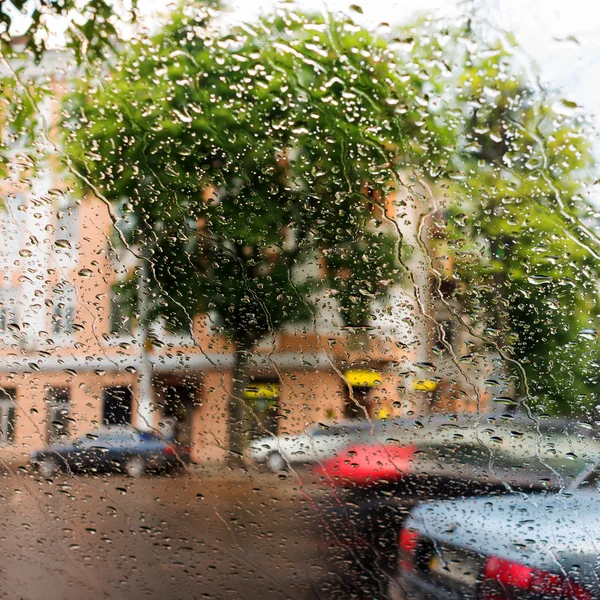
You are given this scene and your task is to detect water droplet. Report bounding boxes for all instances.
[578,329,598,340]
[527,275,553,285]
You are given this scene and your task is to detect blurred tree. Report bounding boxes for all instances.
[0,0,149,178]
[401,15,600,416]
[61,6,453,459]
[29,0,600,424]
[0,0,137,62]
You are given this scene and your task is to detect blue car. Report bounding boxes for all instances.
[31,426,191,478]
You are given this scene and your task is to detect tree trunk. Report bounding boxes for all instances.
[489,233,517,410]
[136,245,154,431]
[227,338,252,466]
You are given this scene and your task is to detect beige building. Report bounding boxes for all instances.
[0,59,495,466]
[0,188,409,463]
[0,181,497,466]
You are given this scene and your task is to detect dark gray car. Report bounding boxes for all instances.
[31,426,191,478]
[390,463,600,599]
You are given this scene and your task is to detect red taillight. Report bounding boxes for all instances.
[163,445,175,456]
[484,556,533,589]
[398,527,419,572]
[483,556,592,600]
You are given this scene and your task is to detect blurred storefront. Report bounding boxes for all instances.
[0,122,493,464]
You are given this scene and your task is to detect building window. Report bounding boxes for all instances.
[51,284,75,336]
[46,387,70,444]
[55,200,79,256]
[0,388,16,445]
[0,194,25,254]
[110,280,134,337]
[0,287,19,334]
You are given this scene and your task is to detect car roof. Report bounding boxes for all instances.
[85,425,141,437]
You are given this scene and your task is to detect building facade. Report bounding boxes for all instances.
[0,178,498,465]
[0,58,496,466]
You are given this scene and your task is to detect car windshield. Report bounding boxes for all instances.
[3,0,600,598]
[568,460,600,492]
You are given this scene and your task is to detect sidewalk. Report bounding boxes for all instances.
[187,461,326,494]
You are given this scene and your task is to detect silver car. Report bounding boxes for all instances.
[389,460,600,599]
[248,419,382,471]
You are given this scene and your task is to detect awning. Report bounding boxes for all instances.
[344,370,382,388]
[244,383,280,399]
[413,379,438,392]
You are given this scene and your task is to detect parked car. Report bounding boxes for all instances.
[390,460,600,599]
[248,419,383,471]
[312,413,600,589]
[31,426,191,478]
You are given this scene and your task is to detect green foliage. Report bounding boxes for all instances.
[0,0,142,180]
[324,228,400,326]
[403,15,600,415]
[62,7,434,346]
[0,71,45,178]
[61,4,600,419]
[0,0,137,64]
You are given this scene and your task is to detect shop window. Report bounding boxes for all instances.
[344,387,373,419]
[102,386,132,425]
[46,387,70,443]
[343,370,382,419]
[244,382,280,440]
[0,388,16,445]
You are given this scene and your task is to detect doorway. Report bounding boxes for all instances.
[102,386,133,425]
[161,385,195,445]
[344,387,373,419]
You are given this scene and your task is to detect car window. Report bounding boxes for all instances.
[5,1,600,598]
[139,431,162,442]
[572,461,600,491]
[308,429,329,438]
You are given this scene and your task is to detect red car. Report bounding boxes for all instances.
[314,442,417,487]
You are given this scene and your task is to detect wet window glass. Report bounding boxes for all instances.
[0,0,599,599]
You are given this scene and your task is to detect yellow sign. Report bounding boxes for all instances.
[377,407,391,419]
[344,370,382,388]
[413,379,438,392]
[244,383,280,399]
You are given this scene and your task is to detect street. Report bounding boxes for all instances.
[0,466,356,600]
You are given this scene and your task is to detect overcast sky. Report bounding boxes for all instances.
[221,0,600,138]
[15,0,600,157]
